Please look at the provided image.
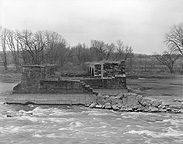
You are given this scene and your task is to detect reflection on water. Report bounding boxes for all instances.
[0,103,183,144]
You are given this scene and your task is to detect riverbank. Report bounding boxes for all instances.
[127,75,183,97]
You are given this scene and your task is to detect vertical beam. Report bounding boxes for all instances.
[89,66,91,74]
[93,65,96,77]
[101,63,103,79]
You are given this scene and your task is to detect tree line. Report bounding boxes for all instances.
[0,27,133,72]
[0,23,183,74]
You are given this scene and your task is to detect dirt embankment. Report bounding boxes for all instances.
[127,75,183,97]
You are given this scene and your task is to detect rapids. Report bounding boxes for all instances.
[0,104,183,144]
[0,82,183,144]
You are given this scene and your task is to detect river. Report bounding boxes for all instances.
[0,82,183,144]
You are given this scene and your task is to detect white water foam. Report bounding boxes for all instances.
[83,110,110,116]
[162,119,183,127]
[127,127,183,138]
[58,121,83,131]
[49,108,76,116]
[15,107,77,117]
[0,125,42,135]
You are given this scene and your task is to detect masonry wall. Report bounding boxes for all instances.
[39,80,95,94]
[82,76,126,89]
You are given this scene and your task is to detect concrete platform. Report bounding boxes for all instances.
[5,93,96,105]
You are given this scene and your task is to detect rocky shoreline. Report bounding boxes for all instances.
[87,93,183,113]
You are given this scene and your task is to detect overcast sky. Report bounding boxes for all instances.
[1,0,183,54]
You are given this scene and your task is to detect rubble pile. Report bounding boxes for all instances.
[87,93,183,113]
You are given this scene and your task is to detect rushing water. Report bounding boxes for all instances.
[0,83,183,144]
[0,103,183,144]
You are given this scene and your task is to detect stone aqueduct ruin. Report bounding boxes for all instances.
[13,61,127,94]
[7,61,127,105]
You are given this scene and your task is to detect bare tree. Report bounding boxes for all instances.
[116,40,133,60]
[154,49,180,73]
[6,29,21,72]
[91,40,106,61]
[45,31,67,65]
[0,28,8,70]
[72,43,91,65]
[105,43,115,60]
[17,30,47,65]
[165,24,183,56]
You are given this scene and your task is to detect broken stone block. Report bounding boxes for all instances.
[151,100,162,108]
[136,95,143,103]
[136,106,145,112]
[125,94,139,107]
[104,102,112,109]
[173,99,183,102]
[89,102,97,108]
[95,104,103,108]
[112,104,119,110]
[115,103,122,109]
[140,97,153,107]
[169,104,182,109]
[126,107,133,112]
[171,109,181,113]
[148,107,159,113]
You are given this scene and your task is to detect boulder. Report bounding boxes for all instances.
[119,106,126,112]
[169,104,182,109]
[136,95,143,103]
[112,104,119,110]
[143,107,150,112]
[126,107,133,112]
[158,108,167,113]
[158,104,166,109]
[173,99,183,102]
[115,99,123,105]
[104,102,112,109]
[122,97,128,105]
[95,104,103,108]
[151,100,162,108]
[132,105,141,111]
[115,93,124,100]
[125,93,139,107]
[148,107,159,113]
[170,109,181,113]
[89,102,97,108]
[140,97,153,107]
[136,106,145,112]
[123,93,128,98]
[115,103,123,109]
[179,109,183,113]
[96,94,105,105]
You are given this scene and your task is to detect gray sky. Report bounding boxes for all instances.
[1,0,183,54]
